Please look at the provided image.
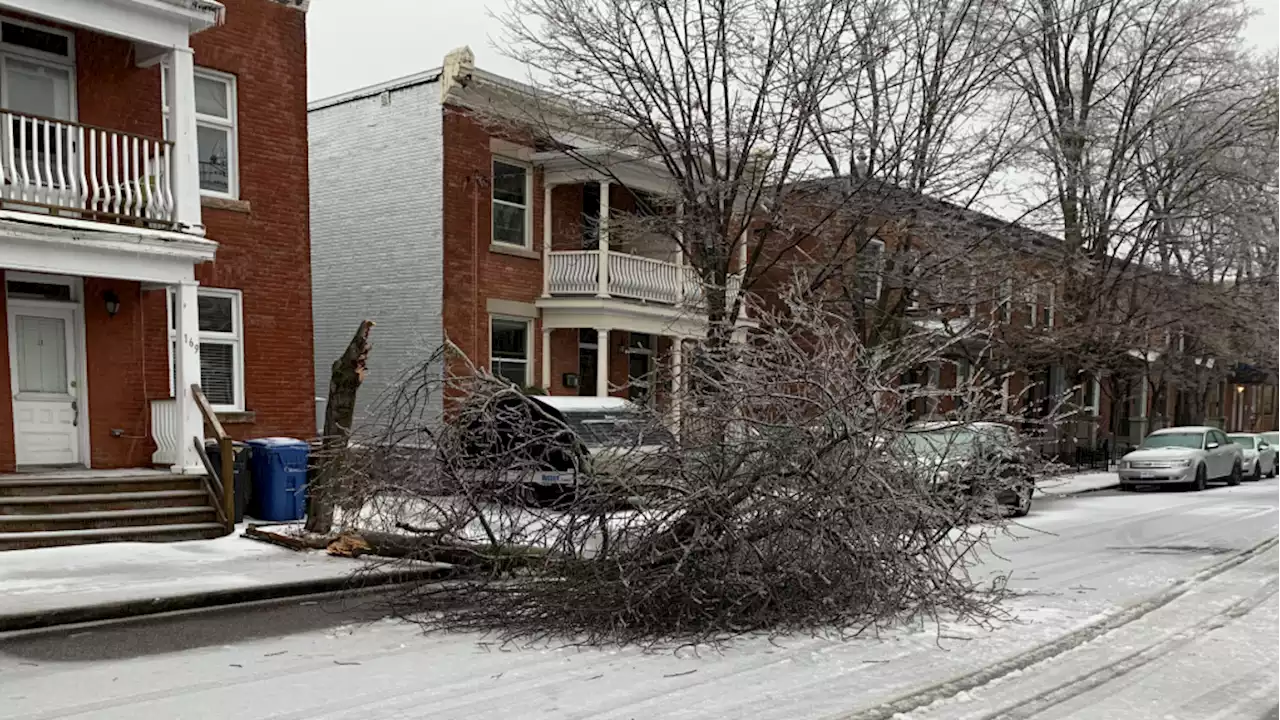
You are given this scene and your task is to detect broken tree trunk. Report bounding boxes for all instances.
[305,320,374,534]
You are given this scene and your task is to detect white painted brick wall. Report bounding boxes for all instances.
[309,80,443,423]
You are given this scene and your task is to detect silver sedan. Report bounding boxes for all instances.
[1227,433,1278,480]
[1118,426,1244,491]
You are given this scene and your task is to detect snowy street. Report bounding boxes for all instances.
[1,481,1276,720]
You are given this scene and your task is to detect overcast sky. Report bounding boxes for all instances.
[305,0,1279,102]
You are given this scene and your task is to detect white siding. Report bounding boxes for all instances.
[309,78,443,425]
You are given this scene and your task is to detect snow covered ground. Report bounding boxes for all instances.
[1035,469,1119,497]
[0,522,414,619]
[0,482,1275,719]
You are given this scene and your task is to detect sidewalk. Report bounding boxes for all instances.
[1036,469,1120,497]
[0,523,448,633]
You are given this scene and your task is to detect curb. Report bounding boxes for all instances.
[0,564,450,634]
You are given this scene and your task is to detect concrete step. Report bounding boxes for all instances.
[0,474,203,497]
[0,523,227,551]
[0,506,218,532]
[0,490,209,515]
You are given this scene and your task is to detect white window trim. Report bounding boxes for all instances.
[162,65,240,200]
[489,315,532,386]
[166,287,246,412]
[862,237,885,302]
[1045,284,1055,327]
[491,157,532,249]
[1025,285,1038,328]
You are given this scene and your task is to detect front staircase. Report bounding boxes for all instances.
[0,469,226,551]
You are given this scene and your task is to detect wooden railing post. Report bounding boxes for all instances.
[192,384,235,532]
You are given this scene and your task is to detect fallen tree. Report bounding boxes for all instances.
[319,288,1055,646]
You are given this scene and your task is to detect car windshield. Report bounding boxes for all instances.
[894,429,984,460]
[1261,433,1278,446]
[1141,432,1204,450]
[1228,435,1256,449]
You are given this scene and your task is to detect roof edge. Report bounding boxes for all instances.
[308,67,444,112]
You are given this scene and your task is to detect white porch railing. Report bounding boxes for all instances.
[609,252,681,303]
[150,398,179,465]
[547,249,743,312]
[0,110,177,226]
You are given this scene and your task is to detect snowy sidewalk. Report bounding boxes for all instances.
[1035,469,1120,497]
[0,524,446,632]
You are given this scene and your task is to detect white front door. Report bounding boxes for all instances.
[9,304,79,466]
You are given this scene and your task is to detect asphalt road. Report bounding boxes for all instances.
[1,479,1276,720]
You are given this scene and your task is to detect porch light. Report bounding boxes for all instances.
[103,290,121,318]
[1236,385,1246,394]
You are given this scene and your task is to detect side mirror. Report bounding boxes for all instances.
[1260,443,1271,450]
[1206,442,1220,450]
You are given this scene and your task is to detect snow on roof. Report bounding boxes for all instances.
[1149,426,1216,434]
[530,396,639,413]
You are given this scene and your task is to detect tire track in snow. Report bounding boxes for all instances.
[832,534,1279,720]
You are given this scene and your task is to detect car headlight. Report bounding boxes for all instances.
[1120,460,1130,469]
[1173,459,1192,468]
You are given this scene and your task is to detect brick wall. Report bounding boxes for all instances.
[0,0,313,470]
[441,107,547,381]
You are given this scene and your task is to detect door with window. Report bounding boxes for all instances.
[8,303,79,465]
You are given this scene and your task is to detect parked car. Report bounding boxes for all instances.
[459,394,671,506]
[896,421,1036,517]
[1260,431,1279,449]
[1227,433,1277,481]
[1117,426,1243,491]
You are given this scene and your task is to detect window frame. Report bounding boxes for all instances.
[166,287,245,412]
[0,16,77,123]
[997,279,1013,324]
[491,157,532,249]
[489,315,532,387]
[161,65,240,200]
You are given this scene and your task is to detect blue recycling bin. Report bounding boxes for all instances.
[246,437,310,521]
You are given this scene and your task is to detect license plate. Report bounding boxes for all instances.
[1139,472,1154,479]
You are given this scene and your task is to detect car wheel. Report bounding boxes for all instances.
[1010,485,1033,518]
[1190,464,1207,492]
[1226,461,1242,487]
[1249,462,1262,482]
[1269,461,1278,479]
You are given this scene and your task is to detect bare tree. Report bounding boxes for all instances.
[321,287,1042,644]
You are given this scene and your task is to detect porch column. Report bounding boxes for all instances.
[165,46,205,236]
[541,328,552,390]
[596,180,611,298]
[541,183,553,298]
[172,279,205,474]
[596,328,609,397]
[675,201,685,303]
[670,336,683,429]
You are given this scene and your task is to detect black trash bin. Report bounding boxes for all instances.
[206,440,251,522]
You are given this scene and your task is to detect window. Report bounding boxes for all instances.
[997,279,1012,324]
[1025,286,1038,328]
[627,332,653,403]
[162,65,239,197]
[490,317,531,386]
[1041,284,1054,327]
[859,238,885,302]
[168,288,244,411]
[492,159,530,247]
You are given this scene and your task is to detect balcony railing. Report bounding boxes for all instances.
[547,249,743,311]
[0,110,176,227]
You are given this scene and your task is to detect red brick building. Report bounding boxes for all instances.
[0,0,313,546]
